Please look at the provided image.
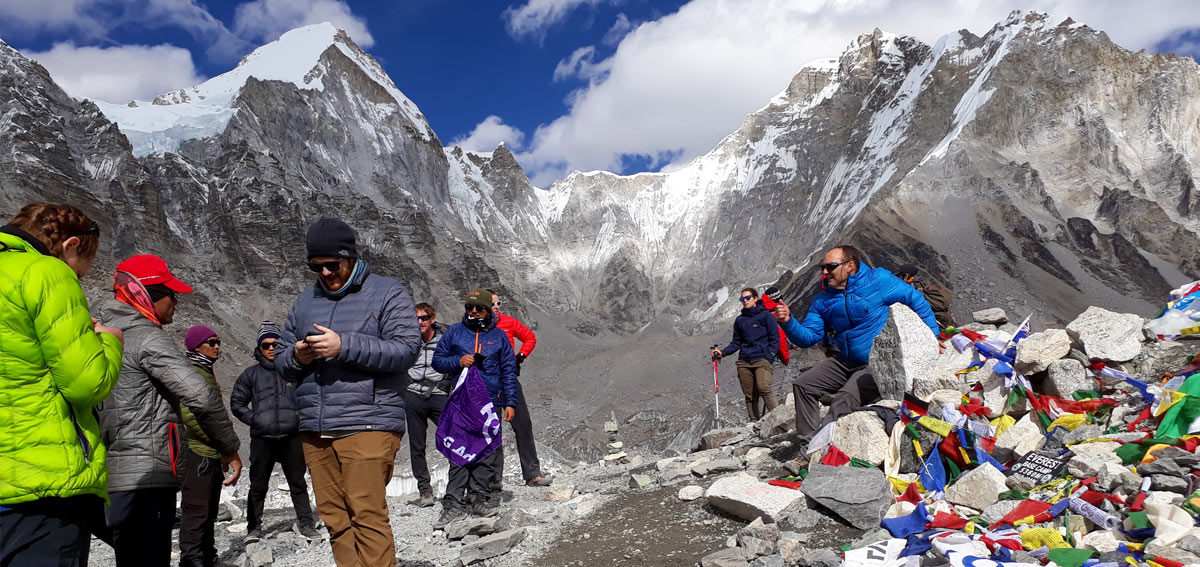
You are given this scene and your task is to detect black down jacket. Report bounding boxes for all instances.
[230,352,300,438]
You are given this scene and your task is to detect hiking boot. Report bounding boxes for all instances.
[489,479,503,491]
[433,506,468,530]
[410,491,436,508]
[525,475,553,487]
[472,500,499,518]
[783,454,809,475]
[244,529,263,545]
[298,525,322,540]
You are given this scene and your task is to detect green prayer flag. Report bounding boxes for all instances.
[1156,374,1200,438]
[1046,548,1095,567]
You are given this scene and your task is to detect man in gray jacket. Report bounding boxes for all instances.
[92,254,241,567]
[405,302,451,508]
[277,218,421,567]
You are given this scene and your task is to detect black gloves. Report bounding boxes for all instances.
[473,352,487,367]
[515,353,526,366]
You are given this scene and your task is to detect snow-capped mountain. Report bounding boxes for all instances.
[1,12,1197,343]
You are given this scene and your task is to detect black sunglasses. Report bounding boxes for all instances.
[259,342,279,350]
[306,260,342,273]
[71,224,100,237]
[465,304,488,313]
[417,314,433,321]
[821,261,846,272]
[203,339,221,347]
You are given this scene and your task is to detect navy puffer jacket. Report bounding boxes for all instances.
[230,353,300,438]
[277,262,421,433]
[720,305,779,362]
[781,266,938,366]
[431,313,518,409]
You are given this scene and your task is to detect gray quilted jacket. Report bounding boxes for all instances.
[277,262,420,433]
[92,299,240,492]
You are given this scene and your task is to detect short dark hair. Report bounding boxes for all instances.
[486,288,498,297]
[415,302,435,317]
[740,287,759,298]
[834,244,861,268]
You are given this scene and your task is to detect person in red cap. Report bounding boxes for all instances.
[92,254,242,567]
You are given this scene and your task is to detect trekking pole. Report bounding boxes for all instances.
[710,345,721,421]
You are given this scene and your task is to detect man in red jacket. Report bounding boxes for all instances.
[490,290,553,487]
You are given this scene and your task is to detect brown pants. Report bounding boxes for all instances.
[302,431,403,567]
[791,357,879,449]
[736,358,777,420]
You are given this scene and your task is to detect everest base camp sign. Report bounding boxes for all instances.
[1006,452,1067,487]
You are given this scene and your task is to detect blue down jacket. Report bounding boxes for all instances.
[781,266,938,366]
[277,262,421,432]
[431,313,518,409]
[720,305,779,363]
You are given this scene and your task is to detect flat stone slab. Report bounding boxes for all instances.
[705,472,804,523]
[800,464,890,530]
[459,528,526,565]
[1066,306,1144,362]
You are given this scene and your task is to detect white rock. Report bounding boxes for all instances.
[705,472,804,523]
[1046,359,1093,398]
[916,349,978,399]
[973,308,1008,325]
[758,403,794,438]
[944,463,1008,510]
[869,304,940,401]
[1066,306,1144,362]
[978,360,1028,418]
[1071,442,1121,456]
[926,389,967,407]
[542,484,576,502]
[1015,329,1072,374]
[994,414,1043,462]
[821,411,889,467]
[1080,530,1123,554]
[678,485,705,501]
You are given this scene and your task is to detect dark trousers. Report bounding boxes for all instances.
[107,488,177,567]
[498,388,543,482]
[443,449,502,512]
[0,496,100,567]
[404,391,448,496]
[247,435,314,532]
[179,448,222,566]
[791,357,879,449]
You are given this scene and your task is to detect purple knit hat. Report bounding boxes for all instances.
[185,325,219,351]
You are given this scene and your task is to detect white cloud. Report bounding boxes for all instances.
[553,46,611,82]
[25,42,206,104]
[602,13,632,45]
[0,0,107,38]
[514,0,1200,186]
[233,0,375,47]
[451,115,528,153]
[503,0,606,41]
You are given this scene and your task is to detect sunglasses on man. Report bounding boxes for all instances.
[821,261,846,272]
[465,304,489,313]
[417,314,433,321]
[306,260,342,273]
[259,341,278,350]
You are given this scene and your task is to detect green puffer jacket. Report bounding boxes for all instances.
[0,229,123,506]
[180,361,223,459]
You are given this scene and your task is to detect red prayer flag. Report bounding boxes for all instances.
[926,511,969,530]
[820,445,851,466]
[990,499,1051,529]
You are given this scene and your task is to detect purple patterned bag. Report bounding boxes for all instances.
[435,366,503,467]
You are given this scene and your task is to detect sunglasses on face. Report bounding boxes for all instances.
[821,261,846,273]
[204,339,221,347]
[417,314,433,321]
[740,295,756,302]
[306,260,342,273]
[259,342,278,350]
[492,301,502,307]
[465,305,488,313]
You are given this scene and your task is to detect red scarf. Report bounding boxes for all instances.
[113,270,161,327]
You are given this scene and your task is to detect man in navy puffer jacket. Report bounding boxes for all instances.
[773,245,939,470]
[711,287,779,420]
[430,289,517,528]
[276,218,420,567]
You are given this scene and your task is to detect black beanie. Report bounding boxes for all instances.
[306,218,358,260]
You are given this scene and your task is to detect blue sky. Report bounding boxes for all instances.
[2,0,1198,186]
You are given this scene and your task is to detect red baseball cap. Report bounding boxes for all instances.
[115,254,193,293]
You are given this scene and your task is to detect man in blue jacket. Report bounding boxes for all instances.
[276,218,421,567]
[430,289,518,529]
[772,245,939,470]
[710,287,779,420]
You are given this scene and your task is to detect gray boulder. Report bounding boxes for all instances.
[973,308,1008,324]
[699,428,744,451]
[1015,329,1071,374]
[1066,306,1144,362]
[819,411,889,467]
[678,485,705,501]
[944,462,1007,510]
[993,414,1043,462]
[869,304,940,401]
[1046,359,1093,398]
[758,403,794,438]
[800,464,890,530]
[692,457,744,477]
[701,548,753,567]
[978,360,1028,417]
[458,528,527,565]
[446,517,497,540]
[242,542,273,567]
[737,518,780,556]
[494,509,536,532]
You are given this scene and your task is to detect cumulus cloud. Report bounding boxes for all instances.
[0,0,108,38]
[602,13,632,46]
[25,41,206,103]
[233,0,375,47]
[503,0,607,41]
[451,115,528,153]
[553,46,611,82]
[515,0,1200,186]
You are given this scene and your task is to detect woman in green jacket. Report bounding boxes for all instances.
[0,202,124,567]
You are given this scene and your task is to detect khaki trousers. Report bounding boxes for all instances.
[736,358,777,420]
[302,431,403,567]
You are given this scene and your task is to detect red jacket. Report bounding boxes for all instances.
[758,295,790,365]
[496,313,537,358]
